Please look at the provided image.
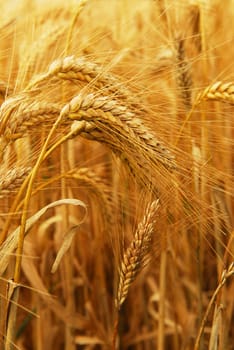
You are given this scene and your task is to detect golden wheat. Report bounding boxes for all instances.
[63,93,176,168]
[27,55,134,100]
[116,199,160,309]
[174,35,193,109]
[58,92,177,195]
[196,81,234,105]
[0,167,31,198]
[0,1,233,349]
[3,102,61,141]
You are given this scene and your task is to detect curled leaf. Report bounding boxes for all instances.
[0,198,87,276]
[51,227,79,273]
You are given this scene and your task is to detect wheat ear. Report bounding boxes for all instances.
[3,102,61,141]
[116,199,160,309]
[174,35,193,110]
[0,167,31,198]
[0,94,36,154]
[62,93,176,169]
[196,81,234,105]
[27,55,132,98]
[60,93,176,193]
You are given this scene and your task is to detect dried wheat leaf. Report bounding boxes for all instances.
[51,227,77,274]
[0,199,87,276]
[22,244,87,330]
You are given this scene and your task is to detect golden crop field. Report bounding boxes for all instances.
[0,0,233,349]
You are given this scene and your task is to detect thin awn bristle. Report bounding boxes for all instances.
[116,199,160,309]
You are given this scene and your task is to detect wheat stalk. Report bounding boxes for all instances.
[194,262,234,350]
[115,199,160,310]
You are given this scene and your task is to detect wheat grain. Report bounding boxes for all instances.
[116,199,160,309]
[0,98,62,159]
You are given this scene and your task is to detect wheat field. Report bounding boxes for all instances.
[0,0,233,349]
